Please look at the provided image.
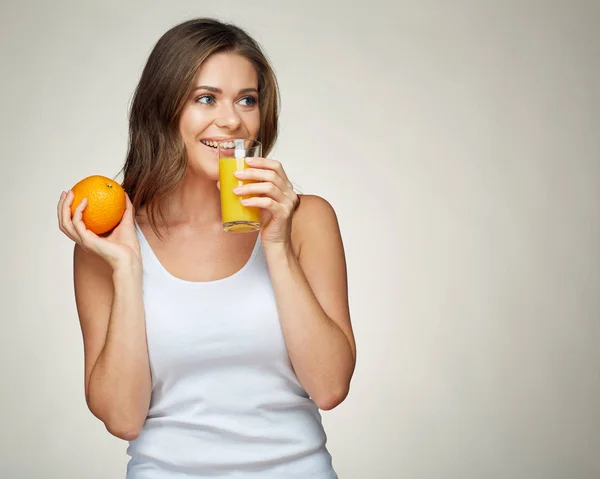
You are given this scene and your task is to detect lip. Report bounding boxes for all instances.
[200,138,248,157]
[199,139,237,157]
[200,137,238,142]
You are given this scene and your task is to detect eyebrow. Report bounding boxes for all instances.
[192,86,258,94]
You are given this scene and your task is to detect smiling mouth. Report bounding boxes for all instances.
[200,139,237,149]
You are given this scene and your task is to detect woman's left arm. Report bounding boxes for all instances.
[234,158,355,410]
[263,195,356,410]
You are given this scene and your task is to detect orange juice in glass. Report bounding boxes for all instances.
[218,139,262,233]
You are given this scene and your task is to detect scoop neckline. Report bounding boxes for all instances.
[134,220,261,286]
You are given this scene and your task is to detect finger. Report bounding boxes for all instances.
[71,198,100,249]
[56,190,67,226]
[234,168,286,189]
[60,190,81,240]
[70,197,88,241]
[233,182,285,202]
[291,192,301,211]
[241,196,294,218]
[243,158,294,191]
[119,193,135,225]
[245,157,290,183]
[123,192,130,208]
[57,190,78,241]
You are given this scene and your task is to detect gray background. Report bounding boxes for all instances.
[1,0,599,478]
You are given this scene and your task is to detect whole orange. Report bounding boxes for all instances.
[70,175,126,234]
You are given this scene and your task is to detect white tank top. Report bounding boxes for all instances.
[126,223,337,478]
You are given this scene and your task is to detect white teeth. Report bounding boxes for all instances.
[201,140,235,148]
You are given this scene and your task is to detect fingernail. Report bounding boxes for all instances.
[233,187,242,194]
[234,170,244,177]
[245,157,255,164]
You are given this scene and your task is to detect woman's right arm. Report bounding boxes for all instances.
[74,245,151,440]
[59,190,151,440]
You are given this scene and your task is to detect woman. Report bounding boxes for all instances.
[57,18,355,478]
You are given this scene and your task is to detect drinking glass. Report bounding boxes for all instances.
[218,139,262,233]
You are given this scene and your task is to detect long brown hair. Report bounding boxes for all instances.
[120,18,280,237]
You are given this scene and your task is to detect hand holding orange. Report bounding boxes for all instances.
[69,175,127,234]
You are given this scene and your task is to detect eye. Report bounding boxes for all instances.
[196,94,215,105]
[239,96,258,107]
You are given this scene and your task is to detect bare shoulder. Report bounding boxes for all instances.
[294,194,338,220]
[291,194,341,255]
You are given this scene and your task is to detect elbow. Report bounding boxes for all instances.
[105,421,142,441]
[101,408,145,441]
[101,409,144,440]
[87,396,144,441]
[315,384,350,411]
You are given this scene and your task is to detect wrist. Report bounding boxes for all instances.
[263,240,296,263]
[111,256,143,280]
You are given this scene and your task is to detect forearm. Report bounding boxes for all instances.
[264,243,355,410]
[87,263,151,438]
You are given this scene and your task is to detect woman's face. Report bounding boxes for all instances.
[179,52,261,180]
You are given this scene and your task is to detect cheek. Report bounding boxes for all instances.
[178,114,194,141]
[246,109,261,136]
[179,107,211,139]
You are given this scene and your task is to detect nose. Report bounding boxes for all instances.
[214,102,242,131]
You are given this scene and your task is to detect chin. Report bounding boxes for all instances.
[186,151,219,179]
[187,163,219,180]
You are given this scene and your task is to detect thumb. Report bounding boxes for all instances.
[120,193,135,225]
[216,180,220,191]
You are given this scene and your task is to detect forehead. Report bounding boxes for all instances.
[195,52,258,88]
